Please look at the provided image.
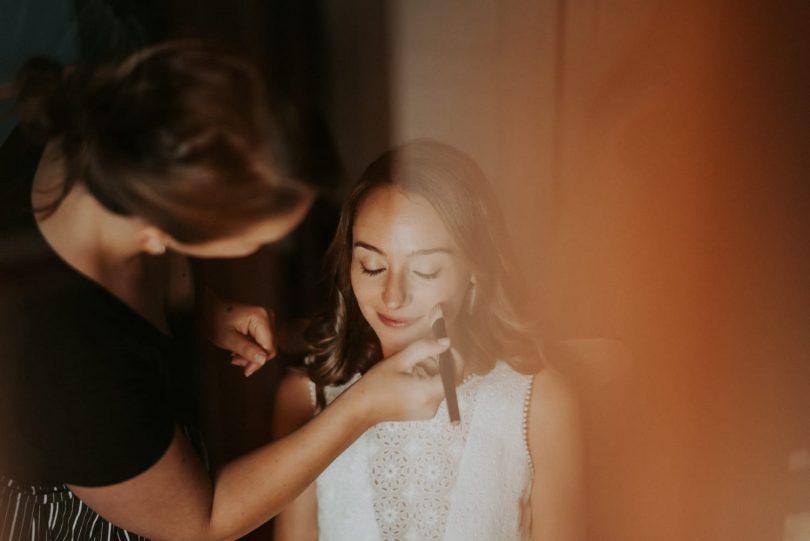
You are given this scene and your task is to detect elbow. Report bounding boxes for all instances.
[150,519,242,541]
[160,532,239,541]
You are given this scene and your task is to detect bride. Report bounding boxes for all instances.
[273,140,584,541]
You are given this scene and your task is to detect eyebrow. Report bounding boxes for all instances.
[353,241,453,257]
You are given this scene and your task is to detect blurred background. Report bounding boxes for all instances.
[1,1,808,539]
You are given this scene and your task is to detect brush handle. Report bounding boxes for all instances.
[432,317,460,424]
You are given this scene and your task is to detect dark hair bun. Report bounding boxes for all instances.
[15,57,70,141]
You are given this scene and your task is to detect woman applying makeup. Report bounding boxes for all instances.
[0,42,449,541]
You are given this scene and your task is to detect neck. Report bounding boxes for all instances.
[32,143,168,332]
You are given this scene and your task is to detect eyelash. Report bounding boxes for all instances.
[414,270,439,280]
[360,265,385,277]
[359,265,440,280]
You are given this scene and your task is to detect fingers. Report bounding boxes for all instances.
[355,337,456,423]
[412,360,439,378]
[224,328,269,363]
[223,329,269,377]
[230,354,261,377]
[208,299,278,377]
[424,370,446,398]
[407,372,446,419]
[392,337,451,371]
[247,308,276,358]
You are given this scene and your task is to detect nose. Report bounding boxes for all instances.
[382,269,409,310]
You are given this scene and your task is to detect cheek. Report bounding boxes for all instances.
[412,274,465,311]
[439,272,472,320]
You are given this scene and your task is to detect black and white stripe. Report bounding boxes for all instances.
[0,477,148,540]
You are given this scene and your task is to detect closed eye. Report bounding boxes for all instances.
[361,265,385,276]
[413,270,440,280]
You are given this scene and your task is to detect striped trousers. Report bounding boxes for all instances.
[0,477,147,541]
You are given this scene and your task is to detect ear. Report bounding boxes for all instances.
[466,275,478,315]
[137,226,169,255]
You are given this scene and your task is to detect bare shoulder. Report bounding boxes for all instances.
[527,368,582,454]
[275,370,314,410]
[530,368,579,419]
[272,370,316,439]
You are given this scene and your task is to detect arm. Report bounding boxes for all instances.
[528,369,586,541]
[272,372,319,541]
[68,338,449,541]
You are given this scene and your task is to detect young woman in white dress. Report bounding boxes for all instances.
[274,140,584,541]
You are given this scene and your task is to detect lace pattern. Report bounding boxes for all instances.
[368,376,481,540]
[315,362,534,541]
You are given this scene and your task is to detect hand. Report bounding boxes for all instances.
[204,290,276,377]
[347,337,458,424]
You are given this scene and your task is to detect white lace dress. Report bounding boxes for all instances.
[312,362,535,541]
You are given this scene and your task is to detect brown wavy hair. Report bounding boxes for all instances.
[304,140,544,410]
[13,40,317,243]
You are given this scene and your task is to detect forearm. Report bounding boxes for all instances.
[69,339,446,541]
[271,371,320,541]
[205,389,367,540]
[273,483,319,541]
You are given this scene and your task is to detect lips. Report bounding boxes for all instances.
[377,313,418,328]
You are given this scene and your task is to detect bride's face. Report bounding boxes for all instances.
[350,186,473,357]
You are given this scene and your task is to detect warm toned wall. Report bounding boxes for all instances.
[548,3,809,539]
[322,1,810,540]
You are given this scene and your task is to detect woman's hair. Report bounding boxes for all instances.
[13,40,317,243]
[304,140,543,409]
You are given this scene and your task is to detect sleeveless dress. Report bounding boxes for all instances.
[312,362,535,541]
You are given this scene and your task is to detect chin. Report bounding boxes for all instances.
[376,332,420,356]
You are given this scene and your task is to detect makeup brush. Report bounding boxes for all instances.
[430,307,460,424]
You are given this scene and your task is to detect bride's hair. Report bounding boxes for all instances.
[303,140,544,409]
